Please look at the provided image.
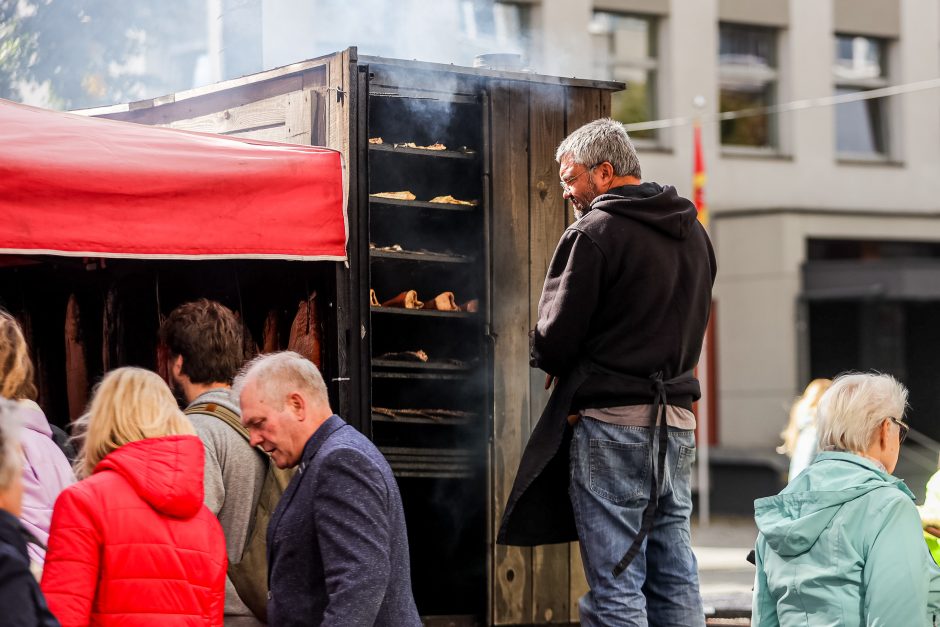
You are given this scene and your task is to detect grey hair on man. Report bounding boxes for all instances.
[232,351,329,407]
[0,400,23,491]
[816,372,908,454]
[554,117,642,179]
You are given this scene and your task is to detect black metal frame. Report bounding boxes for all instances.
[334,54,373,434]
[358,59,491,622]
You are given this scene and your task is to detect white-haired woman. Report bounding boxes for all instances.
[753,372,940,626]
[40,367,226,626]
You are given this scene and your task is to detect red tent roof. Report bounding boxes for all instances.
[0,98,346,261]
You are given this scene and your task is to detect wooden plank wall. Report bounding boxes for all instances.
[140,66,329,145]
[490,80,611,625]
[159,91,312,143]
[528,83,569,626]
[563,86,607,624]
[323,48,358,427]
[491,79,534,626]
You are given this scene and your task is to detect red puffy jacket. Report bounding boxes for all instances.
[41,435,227,626]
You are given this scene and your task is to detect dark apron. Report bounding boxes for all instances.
[497,361,697,576]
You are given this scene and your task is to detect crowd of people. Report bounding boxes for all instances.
[3,118,940,627]
[0,301,419,626]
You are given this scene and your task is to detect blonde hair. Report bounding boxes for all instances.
[0,399,23,490]
[75,367,194,478]
[816,372,908,454]
[0,310,38,401]
[778,378,832,456]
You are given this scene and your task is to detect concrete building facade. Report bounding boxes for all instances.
[513,0,940,450]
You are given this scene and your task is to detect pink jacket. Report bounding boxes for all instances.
[16,401,75,566]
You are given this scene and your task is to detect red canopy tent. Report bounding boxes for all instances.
[0,98,346,261]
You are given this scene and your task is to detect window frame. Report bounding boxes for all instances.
[833,33,892,161]
[717,21,781,154]
[590,10,662,147]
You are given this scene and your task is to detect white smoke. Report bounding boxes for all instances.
[260,0,531,73]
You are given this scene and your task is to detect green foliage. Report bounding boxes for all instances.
[720,89,772,147]
[0,0,34,100]
[611,82,655,141]
[0,0,205,109]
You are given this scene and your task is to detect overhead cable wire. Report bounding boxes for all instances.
[621,76,940,132]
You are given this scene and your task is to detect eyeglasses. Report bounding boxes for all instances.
[559,162,603,193]
[889,416,909,445]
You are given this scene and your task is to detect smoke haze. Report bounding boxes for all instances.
[261,0,531,71]
[2,0,548,109]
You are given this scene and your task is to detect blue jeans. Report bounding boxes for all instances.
[569,416,704,627]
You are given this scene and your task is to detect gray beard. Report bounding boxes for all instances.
[574,179,599,222]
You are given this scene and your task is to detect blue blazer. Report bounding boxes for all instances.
[266,415,421,626]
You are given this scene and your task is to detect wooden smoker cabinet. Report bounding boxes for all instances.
[86,47,621,626]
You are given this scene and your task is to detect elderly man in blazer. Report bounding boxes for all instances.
[234,351,421,627]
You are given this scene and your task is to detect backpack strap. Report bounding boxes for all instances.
[185,402,250,442]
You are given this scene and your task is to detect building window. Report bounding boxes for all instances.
[460,0,533,64]
[834,35,889,157]
[718,23,778,149]
[590,12,658,142]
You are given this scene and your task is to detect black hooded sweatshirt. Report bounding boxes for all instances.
[530,182,716,411]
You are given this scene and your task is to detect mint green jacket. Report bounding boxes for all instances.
[753,452,940,626]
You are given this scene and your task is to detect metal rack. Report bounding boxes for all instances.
[378,446,476,479]
[366,79,488,620]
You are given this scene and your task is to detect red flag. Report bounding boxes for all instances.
[693,121,708,228]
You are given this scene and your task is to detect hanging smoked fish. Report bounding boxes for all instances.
[155,340,172,386]
[64,295,89,423]
[288,293,322,369]
[101,286,123,371]
[262,310,279,353]
[242,318,259,361]
[154,274,172,386]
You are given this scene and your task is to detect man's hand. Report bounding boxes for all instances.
[544,374,557,390]
[926,526,940,539]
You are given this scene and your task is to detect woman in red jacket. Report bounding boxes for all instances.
[41,367,227,626]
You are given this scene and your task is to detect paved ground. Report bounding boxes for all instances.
[691,515,757,620]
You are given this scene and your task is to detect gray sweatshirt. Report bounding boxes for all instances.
[187,388,267,626]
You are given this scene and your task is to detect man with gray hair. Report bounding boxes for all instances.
[499,118,716,626]
[233,351,420,627]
